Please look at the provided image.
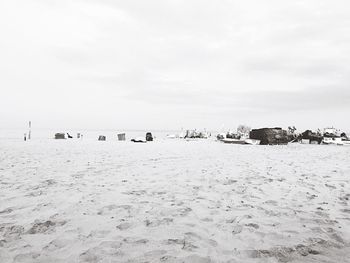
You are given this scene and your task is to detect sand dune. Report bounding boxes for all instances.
[1,139,350,262]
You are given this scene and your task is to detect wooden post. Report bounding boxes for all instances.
[28,121,31,140]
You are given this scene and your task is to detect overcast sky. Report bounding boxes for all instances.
[1,0,350,132]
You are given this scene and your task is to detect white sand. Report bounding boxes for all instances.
[0,139,350,262]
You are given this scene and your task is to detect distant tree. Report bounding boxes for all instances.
[237,124,251,135]
[288,126,297,134]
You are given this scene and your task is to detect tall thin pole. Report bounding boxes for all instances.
[28,121,31,140]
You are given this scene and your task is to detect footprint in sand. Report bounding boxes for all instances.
[116,222,132,231]
[245,223,259,229]
[201,217,214,222]
[13,252,40,263]
[87,229,111,238]
[0,224,25,241]
[122,237,149,246]
[179,255,212,263]
[0,207,14,214]
[232,225,243,235]
[79,241,123,262]
[44,238,72,251]
[26,219,67,234]
[145,218,173,227]
[264,200,278,206]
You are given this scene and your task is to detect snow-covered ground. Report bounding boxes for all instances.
[1,139,350,262]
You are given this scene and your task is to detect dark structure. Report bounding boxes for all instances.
[341,132,348,139]
[217,134,225,140]
[67,133,73,139]
[55,133,66,139]
[249,127,289,145]
[117,133,126,141]
[300,130,323,144]
[146,132,153,141]
[98,135,106,141]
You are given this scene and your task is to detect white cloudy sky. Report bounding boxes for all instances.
[1,0,350,131]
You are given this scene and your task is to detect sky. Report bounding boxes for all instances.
[1,0,350,132]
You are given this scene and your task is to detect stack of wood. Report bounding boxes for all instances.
[249,128,289,145]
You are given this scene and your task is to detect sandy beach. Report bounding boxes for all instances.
[1,139,350,262]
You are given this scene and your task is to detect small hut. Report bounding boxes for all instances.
[249,128,289,145]
[55,133,66,139]
[146,132,153,141]
[98,135,106,141]
[117,133,126,141]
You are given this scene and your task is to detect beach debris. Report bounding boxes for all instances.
[322,128,343,145]
[298,130,323,144]
[117,133,126,141]
[98,135,106,141]
[131,137,146,143]
[146,132,153,141]
[216,133,225,140]
[217,127,260,145]
[67,133,73,139]
[54,133,66,139]
[250,127,289,145]
[184,129,210,139]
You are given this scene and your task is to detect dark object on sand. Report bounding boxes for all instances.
[77,133,81,139]
[249,128,289,145]
[341,132,348,140]
[55,133,66,139]
[117,133,126,141]
[67,133,73,139]
[217,134,225,140]
[300,130,323,144]
[146,132,153,141]
[131,138,146,143]
[98,135,106,141]
[226,133,241,139]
